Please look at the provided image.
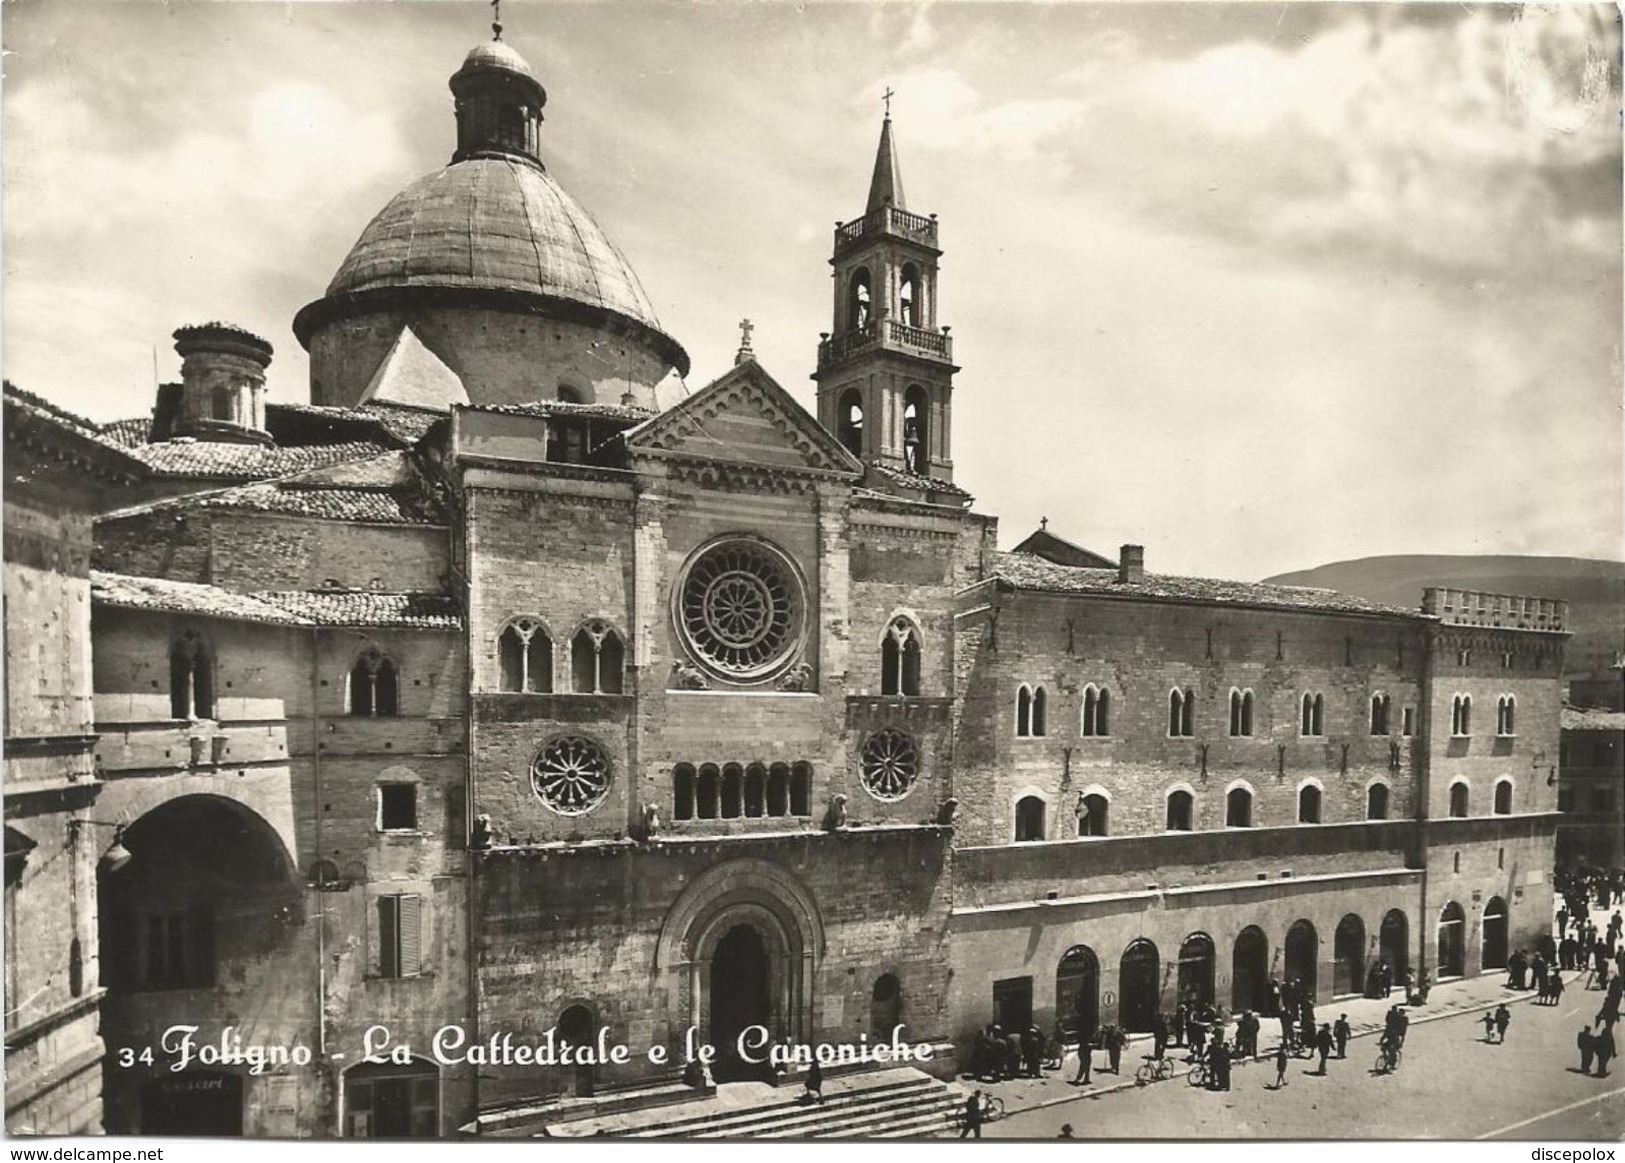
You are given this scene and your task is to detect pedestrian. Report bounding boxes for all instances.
[1107,1024,1125,1074]
[1483,1010,1497,1043]
[1315,1023,1333,1074]
[1073,1030,1093,1085]
[1005,1028,1024,1079]
[1191,1021,1207,1064]
[1023,1025,1044,1078]
[1596,1026,1617,1078]
[1552,973,1566,1005]
[1534,951,1549,995]
[803,1058,824,1104]
[961,1090,983,1139]
[1494,1004,1511,1044]
[1152,1011,1169,1060]
[1278,1011,1292,1050]
[1382,961,1394,999]
[1274,1041,1289,1088]
[1173,1003,1189,1047]
[1559,906,1569,937]
[1211,1037,1231,1091]
[1058,1124,1075,1139]
[1333,1014,1351,1059]
[1579,1027,1596,1074]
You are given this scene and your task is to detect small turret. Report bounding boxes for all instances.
[168,323,273,446]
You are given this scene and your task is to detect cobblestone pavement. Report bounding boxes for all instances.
[967,974,1625,1139]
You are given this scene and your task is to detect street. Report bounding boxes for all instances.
[985,993,1625,1139]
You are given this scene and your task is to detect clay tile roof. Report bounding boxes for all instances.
[3,382,103,436]
[862,462,974,501]
[1562,706,1625,732]
[985,552,1427,619]
[463,400,655,423]
[254,590,462,629]
[130,439,395,481]
[99,416,154,448]
[91,570,462,630]
[91,571,311,626]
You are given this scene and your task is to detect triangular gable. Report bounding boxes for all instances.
[359,326,470,412]
[623,359,862,476]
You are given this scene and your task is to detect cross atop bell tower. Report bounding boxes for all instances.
[814,107,957,484]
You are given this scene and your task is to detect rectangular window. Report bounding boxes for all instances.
[379,785,418,832]
[377,894,423,979]
[1402,708,1414,736]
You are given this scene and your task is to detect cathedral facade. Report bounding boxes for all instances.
[3,31,1567,1138]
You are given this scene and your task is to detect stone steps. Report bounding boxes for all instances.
[590,1069,962,1139]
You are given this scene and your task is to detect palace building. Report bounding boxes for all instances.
[3,27,1568,1138]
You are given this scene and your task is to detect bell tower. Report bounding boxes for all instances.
[814,107,957,483]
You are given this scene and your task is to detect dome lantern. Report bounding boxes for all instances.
[450,37,547,167]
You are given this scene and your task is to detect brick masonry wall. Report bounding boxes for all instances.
[953,591,1429,848]
[308,309,672,412]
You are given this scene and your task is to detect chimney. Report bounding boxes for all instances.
[1118,544,1144,585]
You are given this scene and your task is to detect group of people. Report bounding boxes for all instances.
[1554,904,1624,991]
[1480,1004,1513,1044]
[968,1024,1049,1082]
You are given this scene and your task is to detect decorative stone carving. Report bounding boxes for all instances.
[776,661,814,692]
[670,660,710,690]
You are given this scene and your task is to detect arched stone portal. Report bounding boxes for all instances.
[655,858,824,1080]
[1119,939,1160,1033]
[1333,915,1365,997]
[1482,897,1508,971]
[1055,946,1099,1042]
[1233,926,1270,1014]
[1379,910,1409,982]
[1178,933,1216,1010]
[558,1004,597,1097]
[1438,901,1466,978]
[1285,920,1318,999]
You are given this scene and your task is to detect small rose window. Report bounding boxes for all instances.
[860,729,919,802]
[530,736,612,816]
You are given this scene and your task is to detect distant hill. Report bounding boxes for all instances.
[1262,555,1625,680]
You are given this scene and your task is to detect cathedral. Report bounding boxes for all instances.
[3,26,1569,1138]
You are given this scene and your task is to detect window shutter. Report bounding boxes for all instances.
[378,896,400,978]
[398,895,423,977]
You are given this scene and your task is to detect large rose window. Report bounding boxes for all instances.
[860,729,919,802]
[676,538,805,681]
[530,736,612,816]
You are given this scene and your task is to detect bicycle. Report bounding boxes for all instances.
[1373,1042,1402,1074]
[1187,1059,1214,1088]
[1135,1056,1175,1086]
[952,1091,1006,1130]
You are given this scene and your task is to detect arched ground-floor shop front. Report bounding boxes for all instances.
[945,872,1424,1057]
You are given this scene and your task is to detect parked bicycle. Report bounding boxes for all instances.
[1135,1055,1175,1086]
[1187,1059,1214,1088]
[954,1092,1006,1131]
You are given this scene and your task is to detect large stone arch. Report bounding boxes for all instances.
[654,858,825,1049]
[99,771,300,878]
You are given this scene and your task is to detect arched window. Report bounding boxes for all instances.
[1077,792,1109,837]
[1166,788,1194,831]
[1298,783,1322,824]
[1168,688,1194,737]
[837,388,864,458]
[1017,685,1032,737]
[169,630,214,720]
[847,268,873,331]
[871,973,903,1038]
[720,763,744,819]
[674,763,696,820]
[571,621,624,695]
[790,761,813,818]
[212,383,235,422]
[1451,694,1472,736]
[1370,693,1391,735]
[498,618,552,693]
[1082,685,1110,736]
[1015,796,1046,843]
[767,762,790,817]
[349,647,399,717]
[1448,780,1469,818]
[697,764,720,819]
[1031,687,1047,737]
[1228,688,1254,737]
[744,762,767,818]
[496,103,527,150]
[1226,785,1253,828]
[1493,778,1512,815]
[903,385,930,473]
[1300,692,1325,736]
[1366,782,1390,820]
[881,618,922,696]
[899,264,921,328]
[1496,696,1516,736]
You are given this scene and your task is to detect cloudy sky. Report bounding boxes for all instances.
[4,1,1620,581]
